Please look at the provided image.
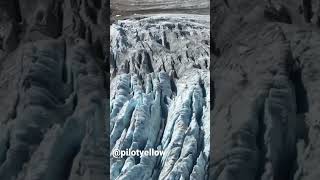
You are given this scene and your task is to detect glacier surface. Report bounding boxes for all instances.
[110,14,210,180]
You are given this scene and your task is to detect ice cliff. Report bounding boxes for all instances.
[110,14,210,180]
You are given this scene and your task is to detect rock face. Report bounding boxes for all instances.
[211,0,320,180]
[0,0,108,180]
[110,14,210,179]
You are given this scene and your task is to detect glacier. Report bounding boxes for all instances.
[110,14,210,179]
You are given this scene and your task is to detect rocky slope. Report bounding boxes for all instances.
[110,14,210,179]
[211,0,320,180]
[0,0,108,180]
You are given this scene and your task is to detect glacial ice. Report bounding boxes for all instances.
[110,14,209,180]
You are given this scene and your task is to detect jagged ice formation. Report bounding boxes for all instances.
[110,14,210,180]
